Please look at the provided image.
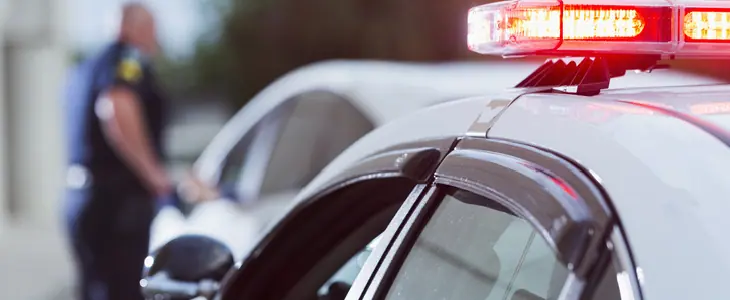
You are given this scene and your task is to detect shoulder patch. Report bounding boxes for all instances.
[117,58,143,83]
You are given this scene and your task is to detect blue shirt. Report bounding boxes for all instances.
[65,42,168,193]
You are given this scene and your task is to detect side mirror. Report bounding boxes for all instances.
[141,235,235,300]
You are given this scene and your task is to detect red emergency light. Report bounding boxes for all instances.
[468,0,730,57]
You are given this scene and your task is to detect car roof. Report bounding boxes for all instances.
[244,59,722,125]
[489,86,730,300]
[291,68,727,201]
[195,60,720,180]
[194,60,531,180]
[248,59,537,125]
[290,79,730,299]
[597,83,730,131]
[293,96,497,202]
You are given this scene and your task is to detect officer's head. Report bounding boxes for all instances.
[119,2,158,56]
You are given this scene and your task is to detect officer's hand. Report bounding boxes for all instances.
[151,171,173,198]
[179,171,220,204]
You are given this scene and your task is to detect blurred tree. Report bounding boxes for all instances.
[136,0,730,111]
[215,0,486,108]
[181,0,730,110]
[155,0,505,109]
[149,0,240,107]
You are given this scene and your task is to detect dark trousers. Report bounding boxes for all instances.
[66,185,155,300]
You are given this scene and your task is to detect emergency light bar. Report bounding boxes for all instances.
[467,0,730,57]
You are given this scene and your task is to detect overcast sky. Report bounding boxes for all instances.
[66,0,210,58]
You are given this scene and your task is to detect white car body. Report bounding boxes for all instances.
[150,59,721,258]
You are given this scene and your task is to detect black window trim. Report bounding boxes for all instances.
[305,137,456,200]
[445,138,614,277]
[217,137,456,298]
[472,139,645,299]
[356,137,617,300]
[362,184,586,300]
[434,148,595,272]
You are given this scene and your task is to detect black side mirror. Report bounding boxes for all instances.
[141,235,235,300]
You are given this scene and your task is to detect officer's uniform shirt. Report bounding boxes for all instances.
[65,42,168,195]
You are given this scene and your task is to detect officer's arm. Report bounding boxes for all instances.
[97,87,170,196]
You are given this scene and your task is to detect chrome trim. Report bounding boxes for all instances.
[611,226,643,300]
[557,273,585,300]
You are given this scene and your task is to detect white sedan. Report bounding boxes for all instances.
[149,59,719,259]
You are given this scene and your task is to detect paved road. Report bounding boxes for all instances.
[0,224,75,300]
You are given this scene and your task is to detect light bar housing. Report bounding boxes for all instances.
[467,0,730,58]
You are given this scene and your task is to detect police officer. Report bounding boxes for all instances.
[64,3,171,300]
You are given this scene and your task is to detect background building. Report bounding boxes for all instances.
[0,0,75,299]
[2,0,67,229]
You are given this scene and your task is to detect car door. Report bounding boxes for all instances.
[347,137,642,300]
[217,138,454,300]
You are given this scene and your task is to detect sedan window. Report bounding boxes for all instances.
[318,234,382,298]
[218,128,255,186]
[220,178,417,300]
[259,92,374,198]
[385,189,569,300]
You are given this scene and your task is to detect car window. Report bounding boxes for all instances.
[385,189,569,300]
[258,91,374,198]
[318,234,383,297]
[215,103,290,198]
[223,178,416,300]
[217,126,256,186]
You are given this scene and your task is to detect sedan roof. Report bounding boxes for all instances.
[279,60,722,125]
[195,59,722,184]
[489,86,730,300]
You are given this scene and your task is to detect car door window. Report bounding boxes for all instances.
[385,189,569,300]
[222,178,417,300]
[258,91,374,198]
[318,234,383,297]
[213,103,293,201]
[217,127,256,186]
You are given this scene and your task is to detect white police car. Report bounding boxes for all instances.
[142,1,730,299]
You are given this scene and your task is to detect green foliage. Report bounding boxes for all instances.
[163,0,485,108]
[153,0,233,102]
[165,0,729,109]
[213,0,484,108]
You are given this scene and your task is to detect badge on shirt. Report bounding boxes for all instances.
[117,57,143,83]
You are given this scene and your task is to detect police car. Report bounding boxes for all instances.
[143,1,730,299]
[153,60,579,253]
[152,60,713,255]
